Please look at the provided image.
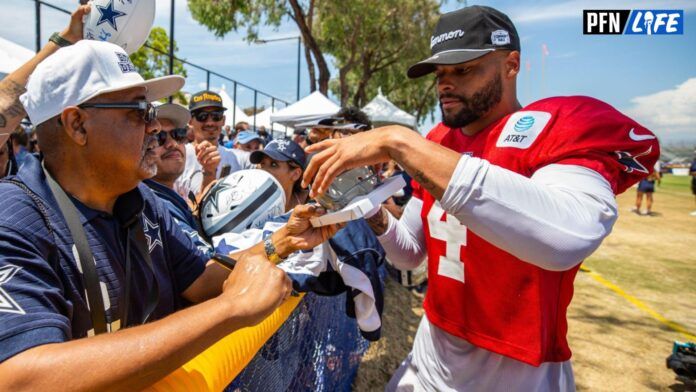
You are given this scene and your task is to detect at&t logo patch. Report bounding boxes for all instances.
[513,116,535,132]
[496,111,551,149]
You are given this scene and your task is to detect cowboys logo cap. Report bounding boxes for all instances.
[407,6,520,79]
[20,40,184,126]
[250,139,306,168]
[189,90,227,112]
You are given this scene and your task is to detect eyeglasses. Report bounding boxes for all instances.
[155,127,188,146]
[78,101,157,123]
[193,111,224,123]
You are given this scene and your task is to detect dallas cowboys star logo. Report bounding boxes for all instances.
[0,265,26,315]
[142,215,163,253]
[273,140,290,152]
[96,0,126,31]
[615,146,652,174]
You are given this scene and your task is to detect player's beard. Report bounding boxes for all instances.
[440,73,503,129]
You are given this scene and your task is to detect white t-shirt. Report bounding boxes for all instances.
[387,316,575,392]
[174,143,246,199]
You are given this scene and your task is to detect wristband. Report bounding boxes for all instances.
[49,32,74,48]
[264,237,284,264]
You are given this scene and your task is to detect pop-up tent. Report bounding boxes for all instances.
[362,89,417,129]
[270,91,340,128]
[215,86,252,128]
[252,106,289,134]
[0,37,34,79]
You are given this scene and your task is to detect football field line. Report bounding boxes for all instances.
[579,265,696,341]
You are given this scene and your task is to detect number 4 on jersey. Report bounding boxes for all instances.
[427,202,467,283]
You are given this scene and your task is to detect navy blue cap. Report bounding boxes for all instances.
[250,139,306,169]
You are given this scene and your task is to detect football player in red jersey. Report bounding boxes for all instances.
[303,5,660,391]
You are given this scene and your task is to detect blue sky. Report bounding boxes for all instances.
[1,0,694,142]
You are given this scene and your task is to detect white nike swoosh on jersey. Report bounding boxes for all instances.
[629,128,656,141]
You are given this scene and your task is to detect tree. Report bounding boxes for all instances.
[187,0,458,124]
[130,27,188,104]
[187,0,331,94]
[319,0,442,123]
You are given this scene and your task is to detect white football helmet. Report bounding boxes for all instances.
[200,169,286,238]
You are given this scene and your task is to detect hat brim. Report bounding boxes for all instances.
[82,75,186,105]
[250,149,291,164]
[235,136,262,145]
[189,103,228,112]
[157,103,191,128]
[407,49,495,78]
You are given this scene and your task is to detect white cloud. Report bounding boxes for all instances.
[509,0,696,24]
[625,77,696,140]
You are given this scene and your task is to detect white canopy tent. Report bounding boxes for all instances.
[253,106,289,134]
[0,37,34,79]
[270,91,340,128]
[362,89,417,129]
[215,85,252,128]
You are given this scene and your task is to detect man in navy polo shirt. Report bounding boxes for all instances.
[0,37,338,391]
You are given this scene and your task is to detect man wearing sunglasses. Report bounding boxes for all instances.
[0,36,340,389]
[144,103,212,256]
[176,90,246,202]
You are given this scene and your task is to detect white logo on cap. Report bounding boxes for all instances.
[430,29,465,48]
[491,30,511,46]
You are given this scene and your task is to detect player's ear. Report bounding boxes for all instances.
[504,50,521,79]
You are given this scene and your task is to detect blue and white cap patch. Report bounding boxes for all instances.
[115,52,136,73]
[491,30,511,46]
[496,111,551,149]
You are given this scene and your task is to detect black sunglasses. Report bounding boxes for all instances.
[193,111,224,123]
[155,127,188,146]
[78,101,158,123]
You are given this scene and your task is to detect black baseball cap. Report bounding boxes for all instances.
[188,90,227,112]
[250,139,307,169]
[407,6,520,79]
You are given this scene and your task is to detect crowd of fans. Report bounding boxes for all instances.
[0,15,409,386]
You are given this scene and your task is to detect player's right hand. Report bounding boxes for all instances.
[195,141,221,175]
[60,4,91,44]
[219,253,293,327]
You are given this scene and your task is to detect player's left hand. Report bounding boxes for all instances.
[59,4,91,44]
[303,127,405,197]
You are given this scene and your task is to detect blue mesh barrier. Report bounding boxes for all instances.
[226,267,386,392]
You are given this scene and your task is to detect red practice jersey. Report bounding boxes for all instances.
[414,96,659,366]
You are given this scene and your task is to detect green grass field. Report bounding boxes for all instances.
[571,174,696,390]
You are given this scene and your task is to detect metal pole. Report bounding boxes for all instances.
[168,0,175,102]
[232,82,237,127]
[296,37,301,101]
[252,91,257,129]
[35,0,41,52]
[206,71,210,90]
[271,97,275,137]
